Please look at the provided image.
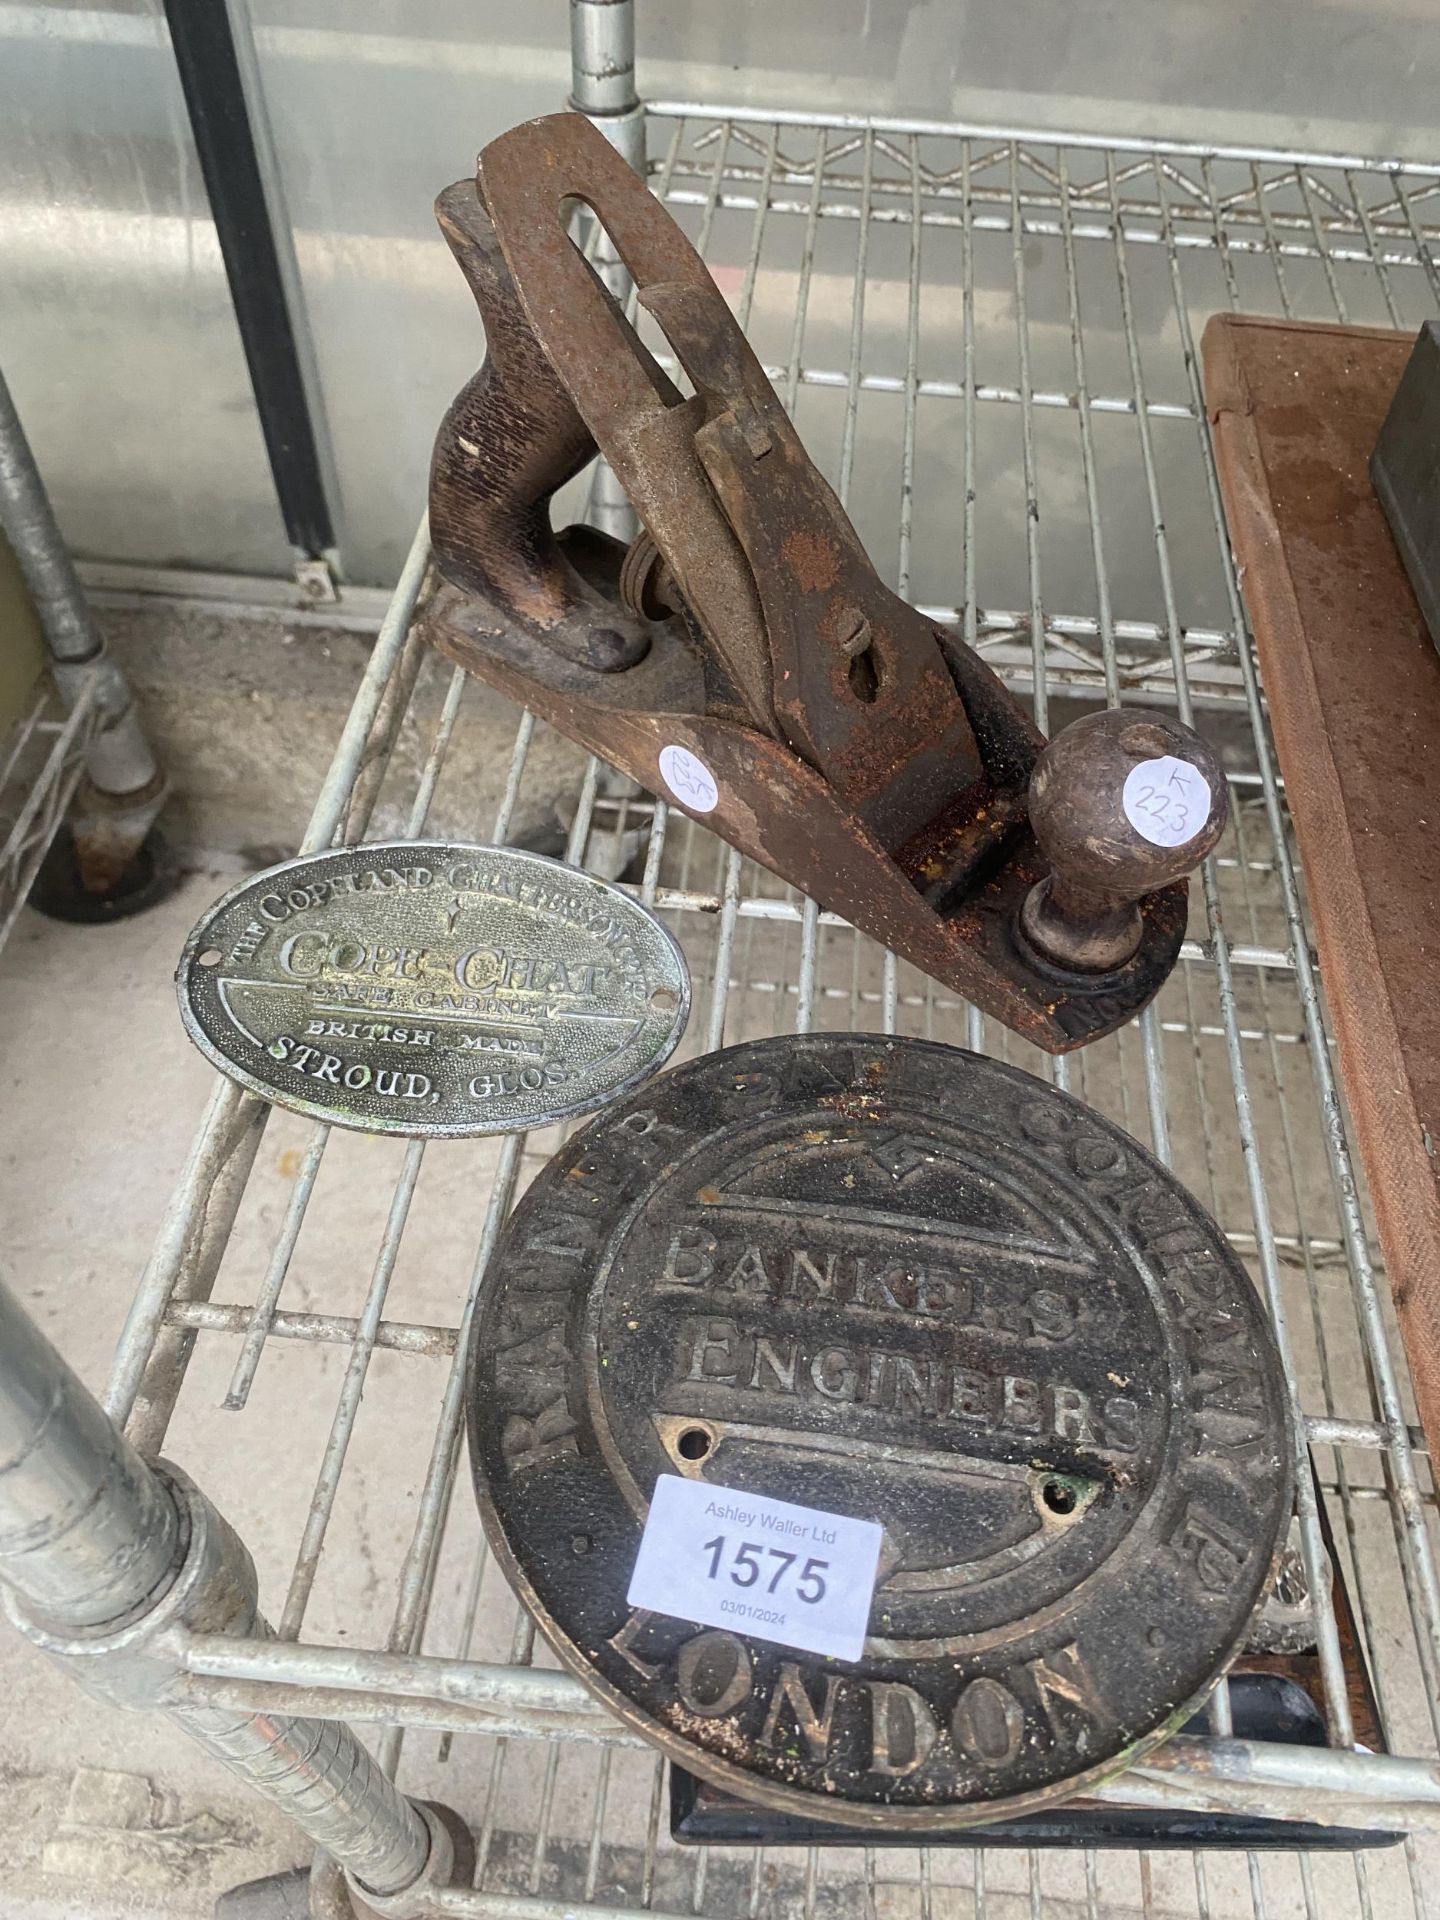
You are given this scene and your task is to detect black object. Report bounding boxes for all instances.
[161,1,335,560]
[28,825,178,924]
[1371,320,1440,651]
[467,1034,1294,1832]
[669,1675,1396,1849]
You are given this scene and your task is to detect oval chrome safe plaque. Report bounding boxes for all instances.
[176,842,690,1136]
[466,1035,1293,1828]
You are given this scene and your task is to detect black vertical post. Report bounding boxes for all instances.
[163,1,337,564]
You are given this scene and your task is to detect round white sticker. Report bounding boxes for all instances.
[1122,755,1212,849]
[658,744,719,814]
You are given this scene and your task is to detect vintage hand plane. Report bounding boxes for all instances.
[423,112,1226,1051]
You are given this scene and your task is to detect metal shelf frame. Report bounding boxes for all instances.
[0,358,165,945]
[38,10,1440,1918]
[0,672,101,949]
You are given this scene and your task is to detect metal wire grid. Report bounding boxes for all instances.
[101,111,1440,1920]
[0,671,99,953]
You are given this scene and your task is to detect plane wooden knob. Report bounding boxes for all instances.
[1020,710,1228,973]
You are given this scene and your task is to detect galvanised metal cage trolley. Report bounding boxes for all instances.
[3,4,1439,1917]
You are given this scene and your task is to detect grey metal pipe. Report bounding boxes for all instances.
[568,0,641,539]
[172,1699,435,1896]
[0,1279,439,1905]
[0,1282,181,1630]
[0,364,101,668]
[0,361,162,808]
[569,0,638,121]
[0,360,162,825]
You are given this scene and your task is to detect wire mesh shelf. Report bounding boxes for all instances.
[0,671,99,954]
[106,108,1440,1920]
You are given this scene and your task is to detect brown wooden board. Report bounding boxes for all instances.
[1204,313,1440,1468]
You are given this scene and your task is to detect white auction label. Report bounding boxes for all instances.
[1121,755,1212,849]
[658,743,720,814]
[627,1474,883,1663]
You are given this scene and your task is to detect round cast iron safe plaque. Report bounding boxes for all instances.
[176,842,689,1136]
[467,1035,1293,1827]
